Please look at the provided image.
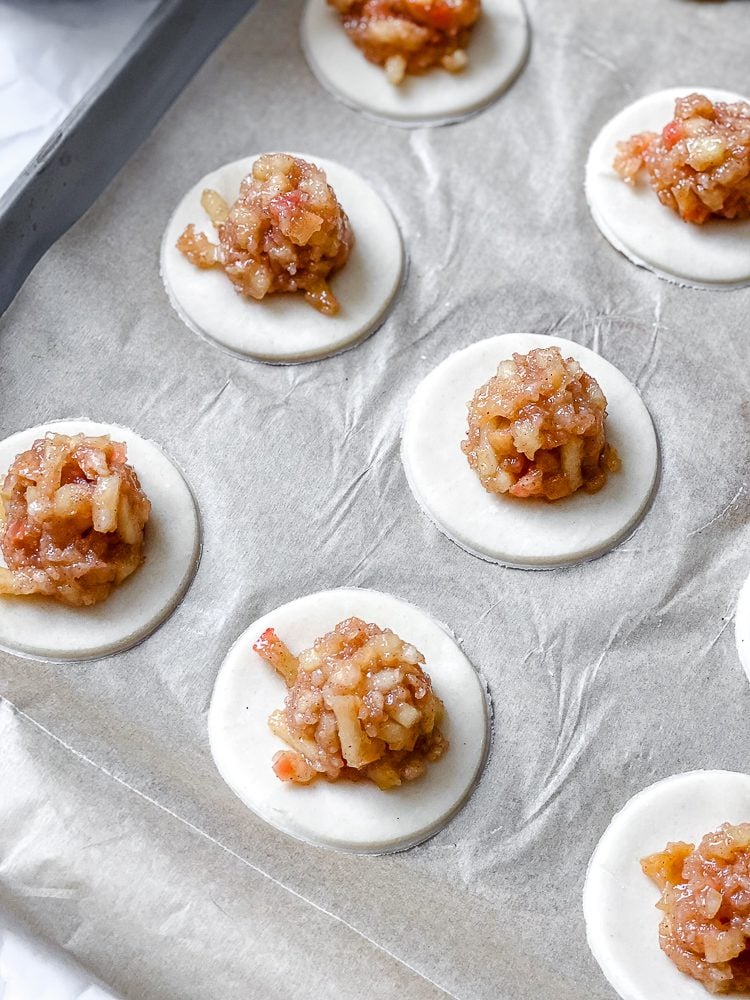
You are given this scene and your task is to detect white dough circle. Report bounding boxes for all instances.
[300,0,529,127]
[401,333,658,568]
[0,419,201,662]
[734,571,750,686]
[583,769,750,1000]
[161,154,403,363]
[208,588,490,854]
[586,87,750,289]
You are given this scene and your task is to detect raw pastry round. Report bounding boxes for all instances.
[735,571,750,685]
[586,87,750,289]
[300,0,529,127]
[208,588,490,853]
[401,333,658,568]
[0,419,201,662]
[583,769,750,1000]
[161,154,403,363]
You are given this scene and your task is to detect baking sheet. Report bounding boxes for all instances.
[1,0,750,997]
[0,0,257,317]
[0,0,160,201]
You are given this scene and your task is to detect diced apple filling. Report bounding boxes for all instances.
[642,824,750,993]
[328,0,480,84]
[0,433,150,606]
[614,93,750,223]
[253,617,448,789]
[462,347,619,502]
[177,154,353,315]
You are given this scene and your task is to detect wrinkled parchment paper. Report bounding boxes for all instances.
[1,1,750,997]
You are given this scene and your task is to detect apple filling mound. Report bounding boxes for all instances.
[462,346,620,501]
[642,824,750,993]
[177,154,353,315]
[0,433,151,606]
[254,616,448,789]
[614,93,750,224]
[328,0,481,85]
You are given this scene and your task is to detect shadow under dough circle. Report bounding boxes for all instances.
[161,154,404,363]
[208,588,490,853]
[401,333,658,567]
[0,419,201,661]
[585,87,750,289]
[301,0,529,126]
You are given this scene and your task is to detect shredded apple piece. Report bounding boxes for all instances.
[0,433,150,607]
[614,93,750,224]
[328,0,480,84]
[462,346,619,502]
[642,824,750,993]
[253,618,448,789]
[177,153,353,315]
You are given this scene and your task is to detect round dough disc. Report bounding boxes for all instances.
[161,154,403,363]
[300,0,529,127]
[583,770,750,1000]
[208,588,490,854]
[735,571,750,685]
[0,420,201,661]
[401,333,658,568]
[586,87,750,289]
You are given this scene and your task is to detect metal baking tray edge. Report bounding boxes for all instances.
[0,0,257,317]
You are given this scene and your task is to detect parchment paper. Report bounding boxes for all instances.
[0,907,122,999]
[1,1,749,997]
